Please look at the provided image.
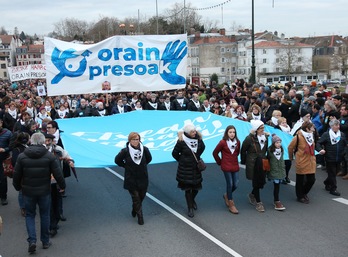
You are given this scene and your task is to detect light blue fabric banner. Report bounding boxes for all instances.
[57,111,293,168]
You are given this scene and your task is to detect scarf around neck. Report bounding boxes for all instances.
[128,143,144,165]
[227,139,237,154]
[183,134,198,153]
[301,129,314,146]
[329,129,341,145]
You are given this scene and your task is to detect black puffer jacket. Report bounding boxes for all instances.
[13,145,65,196]
[172,131,205,185]
[317,131,347,163]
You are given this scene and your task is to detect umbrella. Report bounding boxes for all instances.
[71,167,78,182]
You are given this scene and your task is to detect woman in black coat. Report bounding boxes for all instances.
[172,123,205,218]
[115,132,152,225]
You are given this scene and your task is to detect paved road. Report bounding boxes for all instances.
[0,163,347,257]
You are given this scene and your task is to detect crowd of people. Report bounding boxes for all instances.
[1,77,348,252]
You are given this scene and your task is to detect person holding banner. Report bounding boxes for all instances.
[241,120,269,212]
[172,123,205,218]
[115,132,152,225]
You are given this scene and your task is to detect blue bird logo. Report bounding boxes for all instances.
[51,48,92,84]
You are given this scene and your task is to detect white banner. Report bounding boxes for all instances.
[8,64,46,82]
[44,34,188,96]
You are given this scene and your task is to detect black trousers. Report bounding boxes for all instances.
[296,173,316,199]
[325,162,339,191]
[129,189,146,213]
[50,184,60,230]
[0,164,7,199]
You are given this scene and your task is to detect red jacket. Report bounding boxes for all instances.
[213,139,240,172]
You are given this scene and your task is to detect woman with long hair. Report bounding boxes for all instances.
[213,125,240,214]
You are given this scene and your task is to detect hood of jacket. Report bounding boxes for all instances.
[23,145,48,159]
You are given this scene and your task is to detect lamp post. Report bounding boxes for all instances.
[250,0,256,84]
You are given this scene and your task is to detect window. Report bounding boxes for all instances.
[276,49,280,54]
[221,57,225,63]
[221,47,225,53]
[1,64,6,69]
[298,57,302,62]
[263,59,267,63]
[263,68,267,73]
[221,67,225,73]
[232,47,236,52]
[263,49,267,54]
[276,68,280,72]
[276,58,279,63]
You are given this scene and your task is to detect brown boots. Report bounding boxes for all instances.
[228,200,239,214]
[224,194,239,214]
[342,174,348,180]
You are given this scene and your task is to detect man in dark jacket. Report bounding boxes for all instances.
[316,119,346,196]
[13,133,65,253]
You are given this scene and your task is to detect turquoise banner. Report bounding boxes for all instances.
[57,111,293,168]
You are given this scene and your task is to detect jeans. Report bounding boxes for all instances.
[223,172,239,200]
[18,190,25,209]
[24,194,51,244]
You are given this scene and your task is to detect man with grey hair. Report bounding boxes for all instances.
[322,100,340,134]
[316,119,346,196]
[13,133,65,253]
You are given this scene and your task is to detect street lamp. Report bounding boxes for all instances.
[250,0,256,84]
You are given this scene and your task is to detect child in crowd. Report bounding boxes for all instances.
[267,134,286,211]
[213,125,240,214]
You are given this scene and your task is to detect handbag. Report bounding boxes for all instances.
[192,150,206,172]
[252,139,270,172]
[3,156,14,178]
[262,158,270,172]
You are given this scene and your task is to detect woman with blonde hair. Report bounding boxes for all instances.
[172,123,205,218]
[115,132,152,225]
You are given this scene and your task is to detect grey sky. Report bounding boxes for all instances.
[1,0,347,38]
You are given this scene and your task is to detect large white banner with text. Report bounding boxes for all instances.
[45,35,188,96]
[8,64,46,82]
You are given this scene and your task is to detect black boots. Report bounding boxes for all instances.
[185,190,194,218]
[137,210,144,225]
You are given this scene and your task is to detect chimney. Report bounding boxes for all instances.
[219,28,226,36]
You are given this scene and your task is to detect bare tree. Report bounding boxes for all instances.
[0,26,8,35]
[53,18,89,41]
[274,42,312,77]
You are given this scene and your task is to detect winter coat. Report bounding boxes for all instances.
[288,130,316,175]
[115,143,152,191]
[316,130,347,163]
[240,131,269,180]
[13,144,65,196]
[267,147,286,180]
[212,139,240,172]
[172,131,205,185]
[0,128,12,161]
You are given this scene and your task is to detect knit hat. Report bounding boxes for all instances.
[183,123,196,134]
[272,133,282,144]
[300,109,309,117]
[250,120,264,131]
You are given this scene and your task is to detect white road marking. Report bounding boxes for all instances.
[333,198,348,205]
[105,167,243,257]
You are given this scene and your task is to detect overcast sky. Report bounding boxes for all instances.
[1,0,347,38]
